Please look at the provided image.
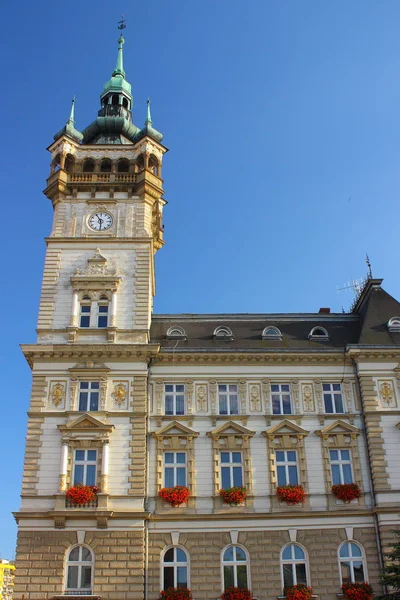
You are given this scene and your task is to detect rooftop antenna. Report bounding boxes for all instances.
[118,15,126,32]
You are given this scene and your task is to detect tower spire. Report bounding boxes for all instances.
[68,96,76,125]
[113,16,126,78]
[146,98,152,125]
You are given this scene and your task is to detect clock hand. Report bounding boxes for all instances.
[98,217,104,230]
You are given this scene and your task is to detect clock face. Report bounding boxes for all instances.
[88,212,113,231]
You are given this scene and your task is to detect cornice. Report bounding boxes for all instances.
[348,348,400,362]
[20,343,160,368]
[45,237,154,244]
[154,352,352,366]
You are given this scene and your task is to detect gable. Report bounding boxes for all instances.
[58,413,114,433]
[153,420,199,438]
[315,419,360,437]
[207,420,255,438]
[264,419,309,437]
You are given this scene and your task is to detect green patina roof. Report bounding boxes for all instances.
[53,97,83,143]
[101,34,132,100]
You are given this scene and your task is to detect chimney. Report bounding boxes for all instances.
[319,307,331,314]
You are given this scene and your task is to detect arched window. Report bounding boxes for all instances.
[149,154,159,176]
[100,158,112,173]
[117,158,130,173]
[51,153,61,174]
[281,544,308,589]
[214,326,233,340]
[135,154,145,173]
[222,545,249,590]
[388,317,400,332]
[83,158,95,173]
[166,326,186,340]
[262,326,282,340]
[162,547,188,590]
[65,545,94,594]
[97,296,109,328]
[122,97,129,109]
[64,154,75,173]
[79,296,92,328]
[308,326,329,340]
[112,94,119,106]
[339,542,366,584]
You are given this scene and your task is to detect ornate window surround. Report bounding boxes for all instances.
[152,421,199,510]
[68,362,110,412]
[207,421,255,509]
[263,419,310,509]
[315,420,362,508]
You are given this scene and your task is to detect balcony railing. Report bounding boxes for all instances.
[68,173,137,183]
[65,497,98,509]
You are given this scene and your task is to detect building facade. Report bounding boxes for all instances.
[0,560,16,600]
[13,32,400,600]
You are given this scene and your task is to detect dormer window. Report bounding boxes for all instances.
[166,326,186,340]
[262,326,282,340]
[308,326,329,340]
[213,326,233,340]
[388,317,400,332]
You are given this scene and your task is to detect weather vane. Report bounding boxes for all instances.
[118,15,126,31]
[366,253,373,279]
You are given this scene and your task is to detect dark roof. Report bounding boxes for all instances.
[150,281,400,352]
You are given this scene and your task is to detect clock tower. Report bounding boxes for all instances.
[14,30,166,599]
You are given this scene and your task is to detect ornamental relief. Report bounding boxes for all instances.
[195,384,208,412]
[249,384,261,412]
[378,380,397,408]
[301,383,315,412]
[48,381,67,409]
[111,381,129,409]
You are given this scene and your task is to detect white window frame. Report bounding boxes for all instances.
[163,452,187,487]
[262,326,282,340]
[275,450,299,486]
[79,296,92,328]
[388,317,400,332]
[161,546,190,590]
[78,381,100,412]
[280,543,310,590]
[308,326,329,340]
[220,451,243,489]
[166,326,187,340]
[271,383,292,415]
[164,384,185,416]
[323,383,345,414]
[330,449,354,485]
[73,449,98,486]
[214,326,233,340]
[97,296,109,328]
[338,541,368,584]
[221,544,250,591]
[218,384,239,415]
[64,545,94,594]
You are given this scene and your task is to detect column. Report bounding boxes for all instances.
[70,290,79,327]
[100,441,110,493]
[110,291,117,327]
[59,443,69,492]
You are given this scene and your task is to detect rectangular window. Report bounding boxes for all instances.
[330,449,353,485]
[220,451,243,489]
[164,384,185,415]
[323,383,345,413]
[78,381,100,411]
[79,304,91,328]
[271,384,292,415]
[97,303,109,328]
[218,384,239,415]
[164,452,187,487]
[276,450,299,486]
[73,449,97,486]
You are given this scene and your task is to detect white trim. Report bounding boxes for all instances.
[280,543,310,591]
[160,545,190,591]
[262,326,282,340]
[221,544,250,592]
[64,544,94,595]
[337,541,368,584]
[308,326,329,340]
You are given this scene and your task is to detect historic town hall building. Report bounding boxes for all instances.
[13,30,400,600]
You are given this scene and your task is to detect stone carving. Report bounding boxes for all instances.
[195,384,208,412]
[379,381,396,408]
[186,380,194,414]
[69,378,79,411]
[210,381,217,414]
[343,380,354,412]
[75,249,118,277]
[262,380,271,415]
[291,380,300,413]
[49,381,66,408]
[301,384,315,412]
[239,381,247,413]
[112,382,129,408]
[249,384,261,412]
[100,378,108,410]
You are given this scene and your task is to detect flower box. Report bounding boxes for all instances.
[341,582,373,600]
[65,484,99,506]
[276,485,306,505]
[159,587,193,600]
[332,484,361,503]
[158,486,190,507]
[219,487,247,506]
[221,587,253,600]
[284,585,313,600]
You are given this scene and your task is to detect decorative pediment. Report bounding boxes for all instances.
[58,413,114,433]
[71,248,121,289]
[69,361,110,377]
[263,419,309,440]
[207,420,255,439]
[152,420,199,439]
[315,419,360,438]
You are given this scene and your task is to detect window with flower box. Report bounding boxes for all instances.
[164,452,187,487]
[221,451,243,489]
[272,384,292,415]
[78,381,100,411]
[165,384,185,416]
[73,449,97,486]
[65,545,94,594]
[222,545,249,590]
[281,544,308,588]
[162,547,189,589]
[330,449,354,485]
[276,450,299,486]
[219,384,239,415]
[323,383,345,414]
[339,542,366,584]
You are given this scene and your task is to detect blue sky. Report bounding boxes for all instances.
[1,0,400,557]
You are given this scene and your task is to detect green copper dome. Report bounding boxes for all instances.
[53,97,83,143]
[136,98,164,143]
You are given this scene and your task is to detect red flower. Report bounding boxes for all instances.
[66,484,98,506]
[159,588,192,600]
[221,587,253,600]
[332,484,361,503]
[342,582,373,600]
[277,485,306,505]
[285,585,313,600]
[159,486,190,507]
[219,487,247,506]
